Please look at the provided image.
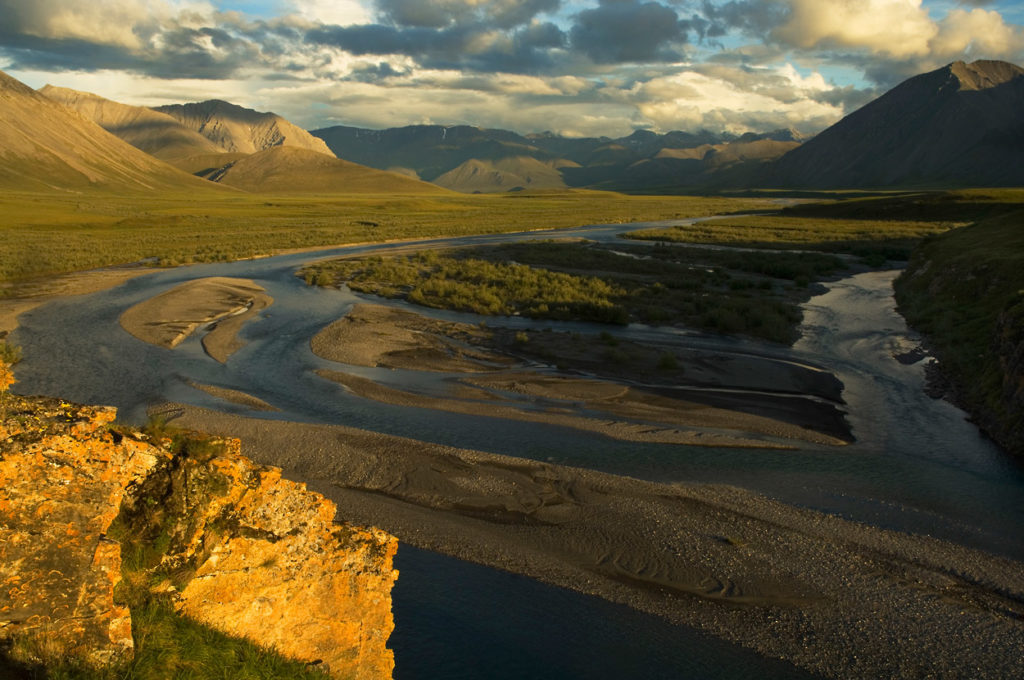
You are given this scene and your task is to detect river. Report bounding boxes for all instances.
[10,218,1024,678]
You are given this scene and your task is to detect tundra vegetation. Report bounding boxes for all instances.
[894,208,1024,456]
[0,191,773,284]
[302,240,848,344]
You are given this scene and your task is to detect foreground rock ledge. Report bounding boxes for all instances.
[0,395,397,679]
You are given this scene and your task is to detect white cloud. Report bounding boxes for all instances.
[770,0,938,59]
[931,8,1024,59]
[1,0,217,48]
[631,65,843,134]
[287,0,372,27]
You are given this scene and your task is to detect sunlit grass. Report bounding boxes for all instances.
[303,241,848,343]
[625,215,958,262]
[0,190,775,283]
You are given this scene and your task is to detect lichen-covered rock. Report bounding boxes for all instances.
[0,397,160,667]
[130,438,398,680]
[0,395,397,679]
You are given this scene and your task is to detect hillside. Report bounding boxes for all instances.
[156,99,334,157]
[201,146,449,194]
[38,86,223,164]
[0,70,228,193]
[771,60,1024,188]
[312,124,548,180]
[432,156,576,192]
[894,207,1024,456]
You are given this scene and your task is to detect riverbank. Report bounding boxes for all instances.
[0,265,159,336]
[169,403,1024,680]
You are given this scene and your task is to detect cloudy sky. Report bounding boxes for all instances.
[2,0,1023,137]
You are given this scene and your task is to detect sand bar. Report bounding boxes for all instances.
[187,381,278,412]
[312,303,847,446]
[119,276,272,362]
[318,369,795,448]
[311,304,513,372]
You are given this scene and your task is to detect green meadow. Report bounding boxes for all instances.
[0,190,775,284]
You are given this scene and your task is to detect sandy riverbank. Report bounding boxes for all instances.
[0,266,160,336]
[118,277,272,362]
[318,369,797,448]
[170,403,1024,680]
[311,304,513,372]
[312,303,848,447]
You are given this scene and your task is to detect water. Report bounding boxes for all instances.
[10,219,1024,676]
[391,545,813,680]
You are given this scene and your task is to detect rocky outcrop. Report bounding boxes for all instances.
[0,394,397,678]
[0,400,156,667]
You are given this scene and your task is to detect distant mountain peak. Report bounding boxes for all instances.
[947,59,1024,91]
[155,99,334,157]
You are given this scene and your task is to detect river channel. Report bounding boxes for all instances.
[11,218,1024,678]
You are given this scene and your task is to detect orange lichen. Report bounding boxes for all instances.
[0,395,397,679]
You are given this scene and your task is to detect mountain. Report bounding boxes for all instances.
[0,70,227,193]
[312,124,549,181]
[38,86,223,165]
[771,60,1024,188]
[432,156,577,192]
[312,123,799,191]
[155,99,335,157]
[197,146,448,194]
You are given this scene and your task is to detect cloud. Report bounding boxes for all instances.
[569,0,689,64]
[931,8,1024,59]
[0,0,170,48]
[375,0,560,30]
[769,0,938,59]
[305,19,568,73]
[289,0,372,26]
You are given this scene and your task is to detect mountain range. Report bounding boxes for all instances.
[1,59,1021,195]
[311,124,804,191]
[0,71,223,193]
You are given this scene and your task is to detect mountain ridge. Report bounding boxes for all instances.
[39,85,223,164]
[769,60,1024,188]
[0,70,230,193]
[155,99,335,157]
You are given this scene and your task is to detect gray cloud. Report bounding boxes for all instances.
[569,0,690,64]
[700,0,787,38]
[375,0,561,29]
[306,20,568,74]
[807,84,879,113]
[0,0,307,79]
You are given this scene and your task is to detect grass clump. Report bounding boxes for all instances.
[303,239,837,344]
[306,251,631,324]
[625,215,953,260]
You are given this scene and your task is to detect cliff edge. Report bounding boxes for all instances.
[0,394,397,678]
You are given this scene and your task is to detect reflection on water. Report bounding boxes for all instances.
[10,222,1024,675]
